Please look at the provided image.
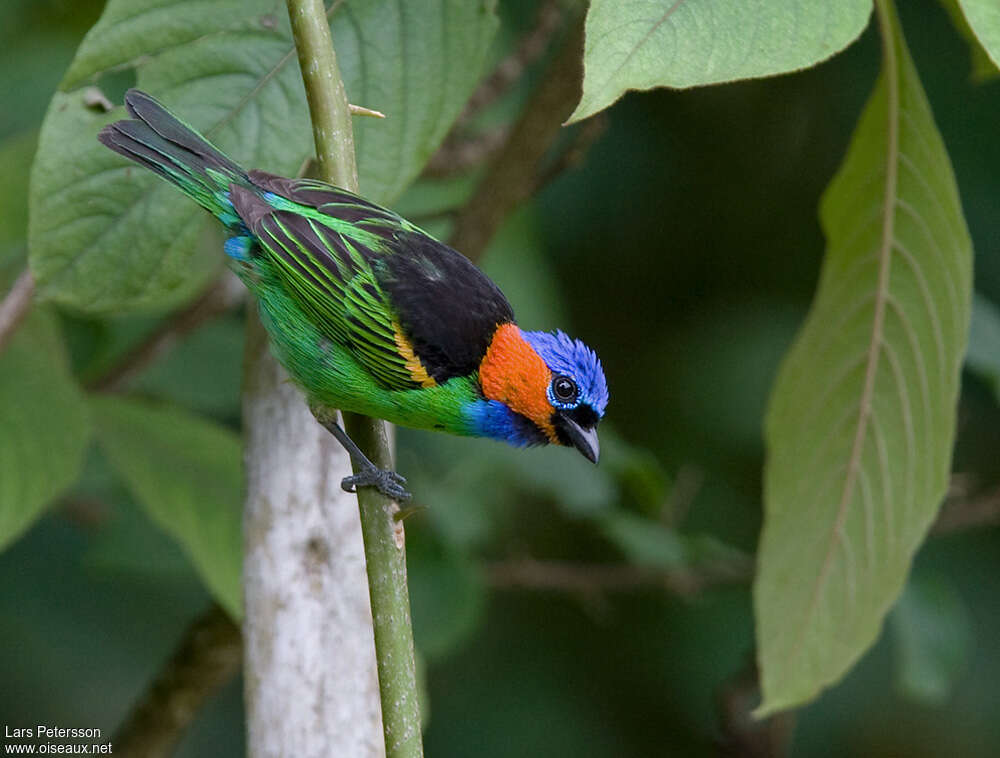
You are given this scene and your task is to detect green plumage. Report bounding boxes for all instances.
[249,256,480,433]
[99,89,608,501]
[99,89,493,438]
[246,187,422,390]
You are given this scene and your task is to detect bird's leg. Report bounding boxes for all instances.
[319,418,412,501]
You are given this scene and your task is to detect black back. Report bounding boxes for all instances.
[376,232,515,383]
[245,170,515,383]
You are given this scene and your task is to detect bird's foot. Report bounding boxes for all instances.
[316,416,413,500]
[341,465,412,501]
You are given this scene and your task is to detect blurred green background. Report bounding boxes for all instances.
[2,0,1000,755]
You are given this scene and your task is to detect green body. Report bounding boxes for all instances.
[245,254,481,434]
[98,89,507,442]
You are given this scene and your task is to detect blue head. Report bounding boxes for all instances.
[470,325,609,461]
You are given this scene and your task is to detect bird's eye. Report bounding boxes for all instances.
[551,375,578,404]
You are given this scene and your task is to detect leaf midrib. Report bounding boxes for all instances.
[792,0,901,662]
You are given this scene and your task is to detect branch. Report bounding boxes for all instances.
[113,605,241,758]
[0,268,35,354]
[422,125,509,178]
[454,0,564,128]
[486,555,754,598]
[424,0,565,177]
[531,113,608,195]
[486,475,1000,604]
[448,15,586,261]
[284,0,422,756]
[933,479,1000,534]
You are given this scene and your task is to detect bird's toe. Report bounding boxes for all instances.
[340,468,412,501]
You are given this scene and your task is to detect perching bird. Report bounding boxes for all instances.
[98,89,608,500]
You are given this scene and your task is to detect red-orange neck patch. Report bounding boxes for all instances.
[479,323,556,441]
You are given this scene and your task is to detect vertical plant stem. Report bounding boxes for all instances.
[342,415,423,755]
[285,1,423,756]
[286,0,358,190]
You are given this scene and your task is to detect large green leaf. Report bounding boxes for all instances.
[755,1,973,715]
[957,0,1000,72]
[569,0,872,122]
[29,0,497,313]
[91,395,243,617]
[0,309,91,550]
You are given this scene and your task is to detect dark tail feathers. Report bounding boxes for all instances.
[98,89,250,224]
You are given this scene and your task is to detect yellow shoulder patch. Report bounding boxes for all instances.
[393,322,437,388]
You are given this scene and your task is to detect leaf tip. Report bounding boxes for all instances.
[750,699,781,721]
[565,96,604,125]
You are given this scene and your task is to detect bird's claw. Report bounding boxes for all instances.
[341,467,411,501]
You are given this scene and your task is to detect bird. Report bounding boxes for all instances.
[98,89,608,501]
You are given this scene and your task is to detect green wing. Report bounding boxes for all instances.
[232,185,423,391]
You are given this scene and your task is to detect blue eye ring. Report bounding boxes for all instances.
[551,374,578,405]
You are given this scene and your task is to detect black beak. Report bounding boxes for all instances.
[560,414,600,464]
